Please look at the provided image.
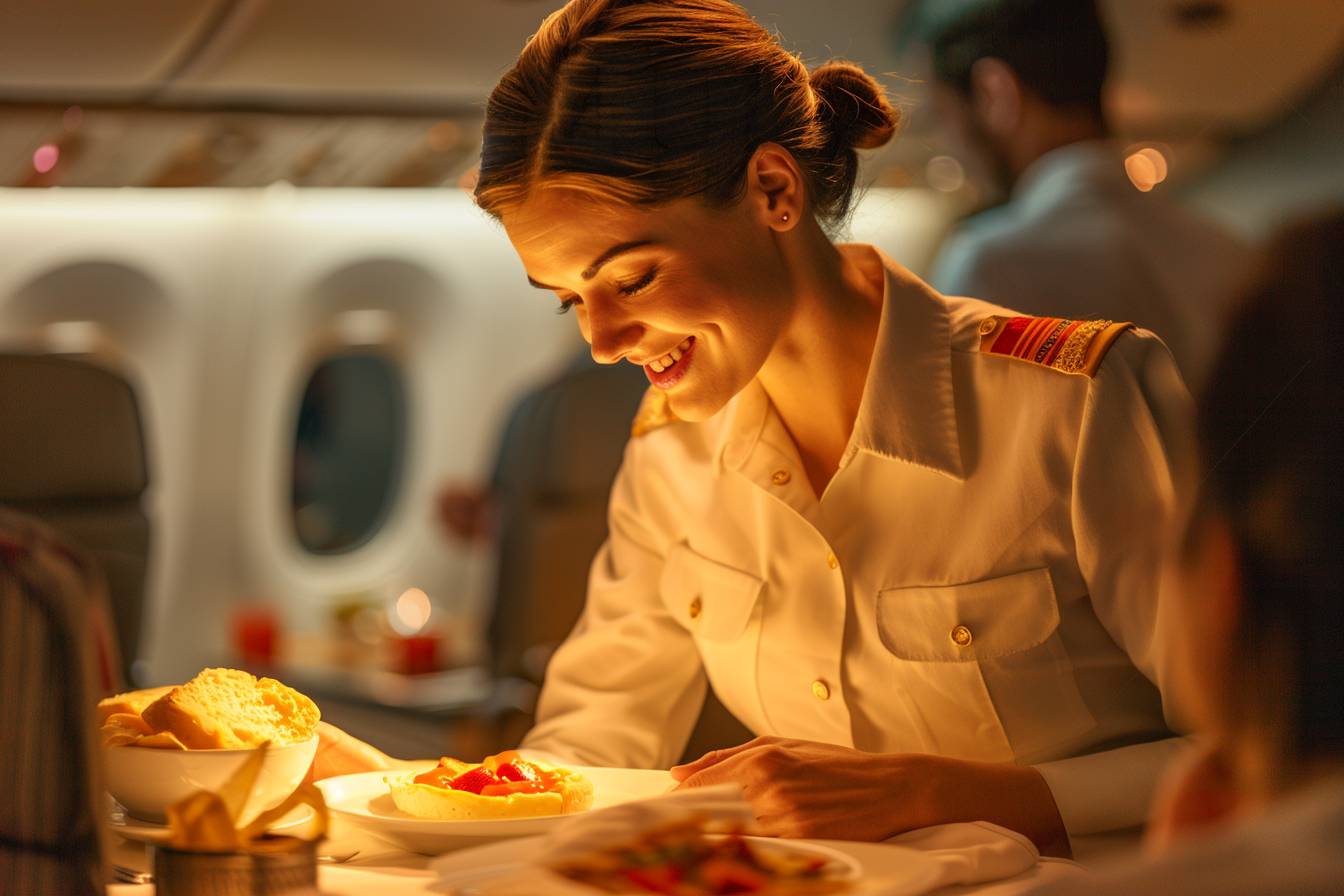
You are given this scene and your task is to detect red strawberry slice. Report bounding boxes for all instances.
[448,766,500,794]
[496,760,542,784]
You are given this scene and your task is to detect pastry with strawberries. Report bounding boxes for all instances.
[388,751,593,820]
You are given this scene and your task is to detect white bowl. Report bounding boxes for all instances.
[102,736,318,825]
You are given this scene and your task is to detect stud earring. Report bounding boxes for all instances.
[780,212,790,223]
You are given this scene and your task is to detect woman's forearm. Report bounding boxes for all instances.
[915,754,1071,857]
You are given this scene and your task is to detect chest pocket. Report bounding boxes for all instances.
[876,568,1094,761]
[659,541,764,642]
[876,568,1059,662]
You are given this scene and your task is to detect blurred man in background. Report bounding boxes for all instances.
[925,0,1251,391]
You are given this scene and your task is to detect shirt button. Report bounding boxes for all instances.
[811,679,831,701]
[978,317,998,336]
[950,624,973,647]
[771,469,791,486]
[826,552,839,570]
[688,596,703,619]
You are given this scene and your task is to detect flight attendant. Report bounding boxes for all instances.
[316,0,1193,857]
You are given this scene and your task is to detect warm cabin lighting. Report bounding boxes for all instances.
[1125,146,1169,192]
[32,143,59,174]
[43,320,101,354]
[392,587,432,635]
[925,155,966,193]
[334,308,396,345]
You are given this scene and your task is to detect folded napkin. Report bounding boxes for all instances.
[166,742,327,852]
[432,783,1043,896]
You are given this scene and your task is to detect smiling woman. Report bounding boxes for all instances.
[317,0,1197,861]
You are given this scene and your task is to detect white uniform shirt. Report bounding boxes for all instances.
[928,140,1252,393]
[524,245,1195,840]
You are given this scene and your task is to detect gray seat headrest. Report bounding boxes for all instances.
[0,354,148,502]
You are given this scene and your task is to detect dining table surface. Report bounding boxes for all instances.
[106,812,1091,896]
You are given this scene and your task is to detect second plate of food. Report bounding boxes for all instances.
[316,766,674,854]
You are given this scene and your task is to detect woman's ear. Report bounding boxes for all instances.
[969,57,1023,138]
[745,143,804,232]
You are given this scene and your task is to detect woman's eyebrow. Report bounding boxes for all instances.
[526,239,657,290]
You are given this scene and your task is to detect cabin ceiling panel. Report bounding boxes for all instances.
[161,0,561,109]
[0,0,229,101]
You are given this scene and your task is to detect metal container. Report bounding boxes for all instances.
[152,836,319,896]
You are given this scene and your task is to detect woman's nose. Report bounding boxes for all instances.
[587,309,644,365]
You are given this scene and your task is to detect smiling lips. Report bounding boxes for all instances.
[643,336,695,389]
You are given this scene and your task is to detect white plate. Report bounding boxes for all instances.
[435,834,862,893]
[316,766,674,855]
[107,799,315,844]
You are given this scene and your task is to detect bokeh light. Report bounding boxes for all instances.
[925,155,966,193]
[392,587,432,634]
[32,144,59,174]
[1125,146,1169,192]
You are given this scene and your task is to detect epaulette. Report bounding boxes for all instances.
[630,386,680,438]
[977,315,1132,377]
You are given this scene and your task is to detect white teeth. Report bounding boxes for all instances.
[646,338,692,374]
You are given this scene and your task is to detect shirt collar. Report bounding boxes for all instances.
[718,245,964,481]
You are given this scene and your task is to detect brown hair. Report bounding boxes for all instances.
[1188,209,1344,782]
[475,0,899,226]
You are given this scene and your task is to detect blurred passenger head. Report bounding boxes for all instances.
[1172,210,1344,792]
[474,0,898,421]
[928,0,1109,193]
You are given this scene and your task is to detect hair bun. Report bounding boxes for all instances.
[809,61,899,151]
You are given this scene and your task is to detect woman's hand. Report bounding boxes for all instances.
[1145,741,1240,854]
[671,736,1069,856]
[305,721,403,783]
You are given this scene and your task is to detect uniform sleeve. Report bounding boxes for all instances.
[1035,331,1198,837]
[521,441,707,769]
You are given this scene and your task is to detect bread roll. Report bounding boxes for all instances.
[139,668,319,749]
[97,686,173,724]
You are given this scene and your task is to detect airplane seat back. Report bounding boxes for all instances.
[0,353,149,686]
[486,357,648,683]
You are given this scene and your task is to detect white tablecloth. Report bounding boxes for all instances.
[107,814,1085,895]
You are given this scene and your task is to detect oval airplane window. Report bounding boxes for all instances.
[291,350,407,554]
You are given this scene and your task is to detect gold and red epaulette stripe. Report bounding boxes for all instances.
[630,386,681,437]
[977,315,1133,377]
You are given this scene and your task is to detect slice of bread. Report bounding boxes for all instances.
[140,668,319,750]
[97,686,174,724]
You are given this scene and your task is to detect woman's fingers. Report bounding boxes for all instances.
[670,736,778,781]
[307,721,395,782]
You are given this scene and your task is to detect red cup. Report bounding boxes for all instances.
[392,634,438,675]
[232,605,279,667]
